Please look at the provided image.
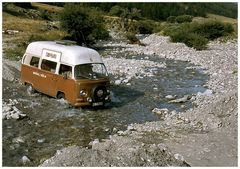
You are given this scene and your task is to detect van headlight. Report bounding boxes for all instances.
[87,97,92,103]
[80,90,87,96]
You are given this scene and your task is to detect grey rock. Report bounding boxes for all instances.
[122,79,129,84]
[115,80,122,85]
[89,139,99,146]
[5,29,20,35]
[22,156,31,164]
[3,106,12,112]
[169,95,191,103]
[165,95,177,100]
[181,105,186,108]
[37,138,46,143]
[11,113,20,120]
[152,108,169,120]
[174,153,185,162]
[113,127,118,133]
[92,139,100,145]
[127,125,134,131]
[13,137,25,143]
[197,89,213,96]
[152,108,169,115]
[117,131,124,136]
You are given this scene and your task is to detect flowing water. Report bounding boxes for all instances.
[2,51,209,166]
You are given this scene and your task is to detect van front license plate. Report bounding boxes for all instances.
[93,102,103,106]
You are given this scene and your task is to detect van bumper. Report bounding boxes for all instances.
[73,98,110,107]
[73,102,91,107]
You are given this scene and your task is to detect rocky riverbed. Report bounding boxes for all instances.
[2,34,237,166]
[40,34,237,167]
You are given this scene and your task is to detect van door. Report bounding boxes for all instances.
[38,59,58,96]
[54,64,74,100]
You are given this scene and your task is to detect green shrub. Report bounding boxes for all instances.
[60,4,109,45]
[184,33,208,50]
[168,29,187,43]
[137,20,154,34]
[164,20,234,50]
[192,21,234,40]
[168,29,208,50]
[109,5,126,17]
[163,25,177,36]
[128,8,141,20]
[167,16,176,23]
[153,23,166,34]
[223,23,235,34]
[175,15,193,23]
[40,10,52,21]
[164,23,208,50]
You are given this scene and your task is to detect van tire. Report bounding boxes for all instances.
[57,92,65,99]
[27,84,35,95]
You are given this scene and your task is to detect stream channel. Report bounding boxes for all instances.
[2,47,209,166]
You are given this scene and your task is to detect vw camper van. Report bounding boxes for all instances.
[20,41,111,107]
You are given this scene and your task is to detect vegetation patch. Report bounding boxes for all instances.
[167,16,176,23]
[175,15,193,23]
[59,4,109,45]
[2,2,238,61]
[136,20,155,34]
[4,47,25,60]
[191,21,234,40]
[164,21,234,50]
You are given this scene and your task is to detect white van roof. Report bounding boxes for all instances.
[25,41,103,65]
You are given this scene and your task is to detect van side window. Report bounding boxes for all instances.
[41,59,57,73]
[59,64,72,78]
[30,56,40,67]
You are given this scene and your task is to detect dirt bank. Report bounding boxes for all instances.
[39,34,238,167]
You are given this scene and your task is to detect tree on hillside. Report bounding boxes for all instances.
[59,4,109,45]
[109,5,126,16]
[87,2,237,20]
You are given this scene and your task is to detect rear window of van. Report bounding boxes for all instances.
[30,56,40,67]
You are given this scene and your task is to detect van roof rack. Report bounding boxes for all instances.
[55,40,77,46]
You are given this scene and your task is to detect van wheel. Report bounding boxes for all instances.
[57,92,65,99]
[27,84,35,95]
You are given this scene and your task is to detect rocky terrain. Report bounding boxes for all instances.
[39,34,238,166]
[2,34,237,166]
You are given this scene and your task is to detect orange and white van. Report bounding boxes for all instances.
[20,41,111,107]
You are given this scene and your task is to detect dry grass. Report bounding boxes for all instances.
[193,13,237,24]
[2,11,67,60]
[206,13,237,24]
[31,2,63,13]
[3,12,45,34]
[3,11,67,39]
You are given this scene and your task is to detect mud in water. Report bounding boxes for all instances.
[2,54,209,166]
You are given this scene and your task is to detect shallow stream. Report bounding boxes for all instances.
[2,50,209,166]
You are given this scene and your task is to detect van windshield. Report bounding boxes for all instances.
[74,63,108,80]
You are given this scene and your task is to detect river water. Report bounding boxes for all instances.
[2,49,209,166]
